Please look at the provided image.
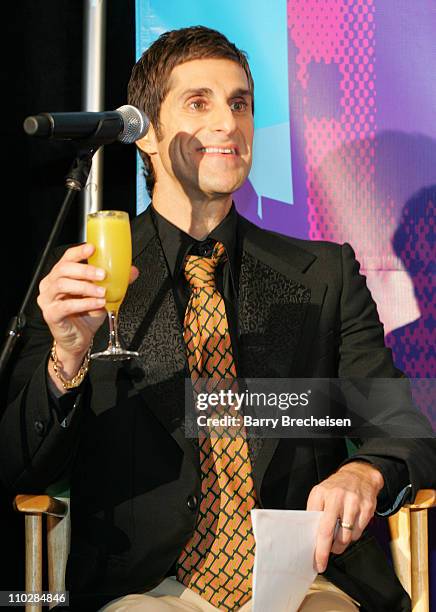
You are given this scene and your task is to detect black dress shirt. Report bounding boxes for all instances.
[150,203,242,371]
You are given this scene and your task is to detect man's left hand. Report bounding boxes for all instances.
[306,461,384,573]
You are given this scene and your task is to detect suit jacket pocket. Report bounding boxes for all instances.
[323,531,411,612]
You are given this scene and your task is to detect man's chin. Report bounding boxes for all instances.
[196,177,248,198]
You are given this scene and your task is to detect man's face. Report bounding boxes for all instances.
[139,58,254,200]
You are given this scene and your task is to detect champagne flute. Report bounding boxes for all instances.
[86,210,139,360]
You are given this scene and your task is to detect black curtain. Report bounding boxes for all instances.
[1,0,135,591]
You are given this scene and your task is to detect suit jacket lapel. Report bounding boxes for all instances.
[96,209,199,473]
[237,216,327,497]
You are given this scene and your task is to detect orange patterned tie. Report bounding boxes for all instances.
[176,241,257,611]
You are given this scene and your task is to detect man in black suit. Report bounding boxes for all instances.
[1,26,435,612]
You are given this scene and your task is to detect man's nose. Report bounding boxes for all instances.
[209,104,237,134]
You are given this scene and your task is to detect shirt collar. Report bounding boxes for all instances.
[150,203,238,288]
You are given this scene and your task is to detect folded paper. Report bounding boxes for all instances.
[251,509,323,612]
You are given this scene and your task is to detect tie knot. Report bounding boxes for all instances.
[184,241,227,289]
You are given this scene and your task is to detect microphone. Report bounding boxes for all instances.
[23,105,149,145]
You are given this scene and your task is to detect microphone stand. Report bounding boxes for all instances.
[0,146,97,382]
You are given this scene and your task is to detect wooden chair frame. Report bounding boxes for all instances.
[14,495,70,612]
[14,489,436,612]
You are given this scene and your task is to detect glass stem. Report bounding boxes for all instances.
[108,310,120,350]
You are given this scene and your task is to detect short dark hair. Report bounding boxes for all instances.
[127,26,254,197]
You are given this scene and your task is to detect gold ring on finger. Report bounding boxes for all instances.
[339,521,354,530]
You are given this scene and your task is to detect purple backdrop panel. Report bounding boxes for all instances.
[285,0,435,390]
[287,0,379,253]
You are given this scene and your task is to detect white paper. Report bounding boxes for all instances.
[251,509,323,612]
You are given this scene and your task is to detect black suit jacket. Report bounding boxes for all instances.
[1,209,434,611]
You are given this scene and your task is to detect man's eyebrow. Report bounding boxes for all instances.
[178,87,252,100]
[230,88,252,99]
[178,88,213,100]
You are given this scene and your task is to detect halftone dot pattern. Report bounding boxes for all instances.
[385,194,435,423]
[287,0,397,266]
[287,2,434,424]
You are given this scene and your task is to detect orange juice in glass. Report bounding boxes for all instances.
[87,210,138,360]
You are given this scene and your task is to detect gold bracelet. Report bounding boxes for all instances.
[50,340,92,390]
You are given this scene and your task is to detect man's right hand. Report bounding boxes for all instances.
[38,243,138,393]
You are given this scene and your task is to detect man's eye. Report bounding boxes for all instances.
[230,101,248,112]
[189,99,207,111]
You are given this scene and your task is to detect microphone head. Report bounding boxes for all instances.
[116,105,149,144]
[23,114,52,137]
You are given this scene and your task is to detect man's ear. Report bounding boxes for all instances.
[136,123,158,156]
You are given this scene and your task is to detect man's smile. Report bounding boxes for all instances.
[197,145,239,156]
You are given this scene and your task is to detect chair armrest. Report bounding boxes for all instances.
[13,494,70,603]
[403,489,436,511]
[388,488,436,609]
[14,494,68,518]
